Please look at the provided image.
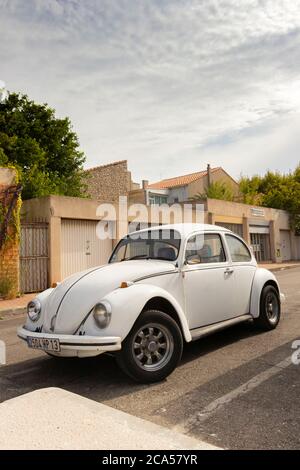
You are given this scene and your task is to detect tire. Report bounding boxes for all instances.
[116,310,183,383]
[254,285,281,331]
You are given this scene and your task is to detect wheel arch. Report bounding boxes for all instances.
[100,284,192,343]
[141,296,187,342]
[250,268,280,318]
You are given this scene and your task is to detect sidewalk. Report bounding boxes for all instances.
[0,388,220,450]
[259,261,300,272]
[0,293,36,317]
[1,261,300,315]
[1,261,300,317]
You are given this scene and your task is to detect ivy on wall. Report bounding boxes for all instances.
[0,167,22,250]
[0,167,22,298]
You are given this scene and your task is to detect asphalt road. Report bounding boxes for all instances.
[1,267,299,450]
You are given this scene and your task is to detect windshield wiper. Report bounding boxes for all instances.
[121,254,150,261]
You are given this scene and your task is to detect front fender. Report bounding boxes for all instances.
[250,268,280,318]
[82,283,191,342]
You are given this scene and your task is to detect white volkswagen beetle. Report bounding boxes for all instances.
[18,224,283,383]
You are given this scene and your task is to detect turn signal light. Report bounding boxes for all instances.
[120,281,133,288]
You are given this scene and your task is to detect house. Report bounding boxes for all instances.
[18,162,300,293]
[84,160,139,202]
[129,165,240,205]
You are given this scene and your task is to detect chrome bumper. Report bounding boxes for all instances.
[17,326,121,357]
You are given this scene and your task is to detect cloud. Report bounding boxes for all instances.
[1,0,300,182]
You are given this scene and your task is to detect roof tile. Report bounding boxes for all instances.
[148,167,221,189]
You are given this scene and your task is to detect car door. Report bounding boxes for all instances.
[182,231,235,329]
[224,234,256,316]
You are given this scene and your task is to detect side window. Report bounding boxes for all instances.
[226,234,251,262]
[185,233,226,264]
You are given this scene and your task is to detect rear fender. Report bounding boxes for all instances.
[250,268,280,318]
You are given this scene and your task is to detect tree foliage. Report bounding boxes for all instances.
[191,180,234,202]
[0,92,87,199]
[240,166,300,233]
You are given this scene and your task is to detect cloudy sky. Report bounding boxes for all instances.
[1,0,300,183]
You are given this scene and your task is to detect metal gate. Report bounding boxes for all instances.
[250,233,271,262]
[20,223,49,293]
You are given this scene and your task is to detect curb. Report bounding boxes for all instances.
[262,265,300,273]
[0,307,26,318]
[0,388,221,450]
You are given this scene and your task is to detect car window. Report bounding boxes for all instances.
[225,234,251,262]
[109,229,181,263]
[185,233,226,264]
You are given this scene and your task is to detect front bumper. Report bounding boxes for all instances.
[17,326,122,358]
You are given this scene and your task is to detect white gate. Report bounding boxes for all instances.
[280,230,291,261]
[61,219,113,280]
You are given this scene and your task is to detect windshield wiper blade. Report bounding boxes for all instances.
[121,255,150,261]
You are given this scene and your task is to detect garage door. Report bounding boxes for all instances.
[61,219,113,279]
[280,230,291,261]
[215,222,243,238]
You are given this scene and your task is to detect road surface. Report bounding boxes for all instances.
[1,267,299,449]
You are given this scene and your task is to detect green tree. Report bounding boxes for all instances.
[0,92,87,199]
[191,180,234,202]
[239,166,300,233]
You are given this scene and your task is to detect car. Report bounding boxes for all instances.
[17,223,284,383]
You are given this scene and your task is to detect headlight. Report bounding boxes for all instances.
[93,302,111,329]
[27,299,41,322]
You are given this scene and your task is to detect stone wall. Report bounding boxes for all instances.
[84,160,135,202]
[0,168,20,298]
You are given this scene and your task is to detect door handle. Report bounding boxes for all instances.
[224,268,234,274]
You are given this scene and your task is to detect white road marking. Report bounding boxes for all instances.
[176,356,293,433]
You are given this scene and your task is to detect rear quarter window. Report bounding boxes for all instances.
[225,234,251,262]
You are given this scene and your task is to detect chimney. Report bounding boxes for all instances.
[142,180,149,189]
[207,164,211,187]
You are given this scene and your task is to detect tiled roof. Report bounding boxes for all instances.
[147,167,221,189]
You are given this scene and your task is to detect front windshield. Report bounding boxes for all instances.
[109,229,181,263]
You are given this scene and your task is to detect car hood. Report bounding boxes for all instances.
[43,260,176,334]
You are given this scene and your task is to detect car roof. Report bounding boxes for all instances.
[129,223,231,238]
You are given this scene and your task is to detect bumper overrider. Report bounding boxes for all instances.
[17,326,121,358]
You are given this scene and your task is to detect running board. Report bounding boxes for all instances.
[190,314,253,341]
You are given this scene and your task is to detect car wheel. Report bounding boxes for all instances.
[254,285,281,330]
[116,310,183,383]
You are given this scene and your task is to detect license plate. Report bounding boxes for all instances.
[27,337,60,352]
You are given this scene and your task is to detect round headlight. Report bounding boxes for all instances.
[27,299,41,322]
[93,302,111,329]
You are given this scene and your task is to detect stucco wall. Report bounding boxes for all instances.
[187,168,240,199]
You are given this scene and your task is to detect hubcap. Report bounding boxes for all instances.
[132,323,174,371]
[265,293,279,324]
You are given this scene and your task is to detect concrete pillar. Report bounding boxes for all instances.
[270,220,281,263]
[49,217,61,283]
[242,216,250,244]
[207,212,215,225]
